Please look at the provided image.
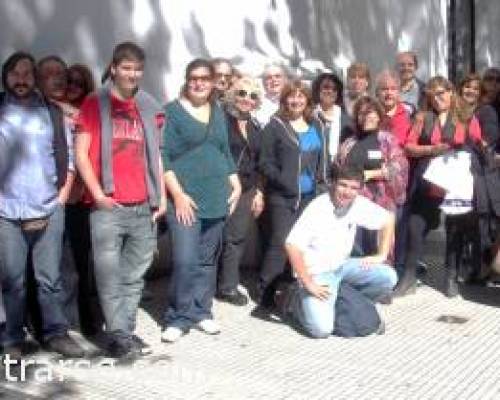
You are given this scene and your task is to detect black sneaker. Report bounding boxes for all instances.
[45,334,85,358]
[3,344,23,362]
[107,338,133,359]
[216,289,248,306]
[273,282,298,320]
[131,335,152,356]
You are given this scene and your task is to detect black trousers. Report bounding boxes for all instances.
[65,203,102,335]
[218,189,256,293]
[403,196,442,281]
[444,212,481,279]
[258,194,313,305]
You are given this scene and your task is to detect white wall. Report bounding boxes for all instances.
[0,0,448,102]
[475,0,500,72]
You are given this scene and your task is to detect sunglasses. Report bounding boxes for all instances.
[236,89,259,101]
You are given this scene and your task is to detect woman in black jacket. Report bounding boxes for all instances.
[217,75,264,306]
[258,79,327,307]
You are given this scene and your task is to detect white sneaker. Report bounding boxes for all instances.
[161,327,183,343]
[196,319,221,335]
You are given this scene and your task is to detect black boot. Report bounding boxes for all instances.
[392,266,417,298]
[45,334,85,358]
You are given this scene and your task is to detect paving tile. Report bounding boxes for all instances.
[3,232,500,399]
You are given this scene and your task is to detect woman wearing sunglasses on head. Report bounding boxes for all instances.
[216,76,264,306]
[258,79,328,308]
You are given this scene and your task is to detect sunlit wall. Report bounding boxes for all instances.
[475,0,500,73]
[0,0,449,103]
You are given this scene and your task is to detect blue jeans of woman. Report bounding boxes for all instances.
[164,212,225,330]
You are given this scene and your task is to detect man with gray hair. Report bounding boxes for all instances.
[254,62,288,126]
[211,57,234,102]
[396,51,425,115]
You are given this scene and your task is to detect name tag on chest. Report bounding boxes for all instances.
[367,150,382,160]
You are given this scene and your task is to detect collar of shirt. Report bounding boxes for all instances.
[5,90,46,108]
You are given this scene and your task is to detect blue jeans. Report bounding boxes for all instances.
[90,203,156,340]
[293,258,397,338]
[164,213,225,330]
[0,204,68,345]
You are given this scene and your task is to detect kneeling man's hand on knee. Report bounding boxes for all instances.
[304,280,331,301]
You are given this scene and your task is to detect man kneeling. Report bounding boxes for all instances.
[285,165,397,338]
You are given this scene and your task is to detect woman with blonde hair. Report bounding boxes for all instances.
[217,75,264,306]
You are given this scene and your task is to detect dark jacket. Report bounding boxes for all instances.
[259,115,327,209]
[225,112,262,193]
[467,141,500,252]
[470,145,500,214]
[475,104,499,147]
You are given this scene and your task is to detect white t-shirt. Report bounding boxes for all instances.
[253,95,279,127]
[285,193,392,276]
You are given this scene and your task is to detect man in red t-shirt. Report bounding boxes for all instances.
[75,42,165,359]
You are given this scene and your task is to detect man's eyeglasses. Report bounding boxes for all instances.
[215,73,232,80]
[188,75,212,83]
[264,74,283,81]
[236,89,259,101]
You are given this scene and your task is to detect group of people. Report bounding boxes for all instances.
[0,41,499,361]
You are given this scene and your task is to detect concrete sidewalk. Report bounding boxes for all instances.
[2,228,500,399]
[2,274,500,399]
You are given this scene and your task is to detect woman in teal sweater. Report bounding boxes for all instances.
[161,59,241,343]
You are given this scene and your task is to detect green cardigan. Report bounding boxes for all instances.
[162,100,236,219]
